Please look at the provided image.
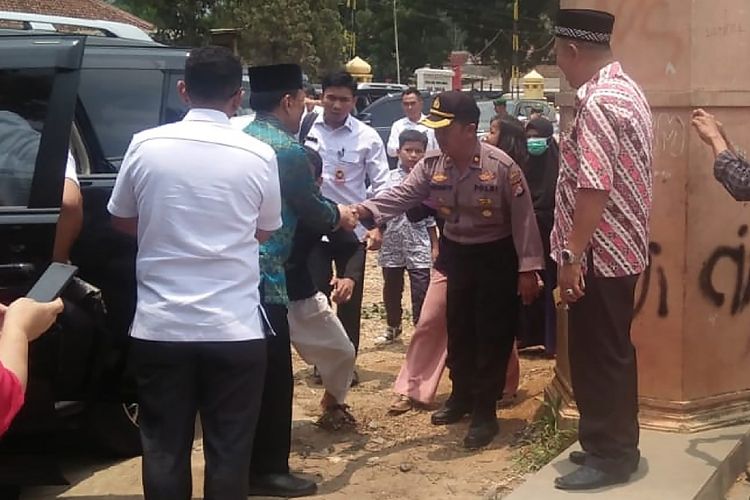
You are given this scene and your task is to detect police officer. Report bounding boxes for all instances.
[354,91,544,449]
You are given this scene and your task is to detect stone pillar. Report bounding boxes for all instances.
[548,0,750,432]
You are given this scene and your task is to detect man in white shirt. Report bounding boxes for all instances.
[385,88,438,158]
[304,71,389,373]
[107,46,282,500]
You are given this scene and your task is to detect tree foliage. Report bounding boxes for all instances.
[352,0,455,84]
[222,0,346,79]
[113,0,346,78]
[436,0,558,91]
[112,0,557,85]
[111,0,215,45]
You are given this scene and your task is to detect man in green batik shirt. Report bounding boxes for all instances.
[242,64,358,498]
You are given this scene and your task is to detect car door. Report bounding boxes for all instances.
[0,35,85,302]
[70,45,188,341]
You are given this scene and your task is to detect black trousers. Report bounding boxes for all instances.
[568,271,640,475]
[442,237,519,419]
[382,266,430,327]
[308,240,367,353]
[249,304,293,475]
[132,338,267,500]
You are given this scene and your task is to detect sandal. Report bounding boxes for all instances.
[316,404,356,431]
[388,394,413,415]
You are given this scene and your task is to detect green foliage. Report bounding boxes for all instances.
[111,0,215,45]
[113,0,346,78]
[352,0,455,83]
[512,396,577,473]
[221,0,346,78]
[112,0,557,85]
[437,0,558,91]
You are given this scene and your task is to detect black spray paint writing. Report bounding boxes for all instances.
[699,225,750,316]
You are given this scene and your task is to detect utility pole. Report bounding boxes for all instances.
[512,0,520,98]
[393,0,401,84]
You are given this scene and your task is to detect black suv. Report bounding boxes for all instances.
[0,32,188,493]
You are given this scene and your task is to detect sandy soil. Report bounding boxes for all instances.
[23,254,555,500]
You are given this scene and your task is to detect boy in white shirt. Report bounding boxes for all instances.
[375,130,438,345]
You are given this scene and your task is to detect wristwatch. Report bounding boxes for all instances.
[560,248,583,265]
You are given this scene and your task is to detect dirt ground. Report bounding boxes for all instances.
[23,254,555,500]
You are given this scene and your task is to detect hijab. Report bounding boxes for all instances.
[523,117,559,221]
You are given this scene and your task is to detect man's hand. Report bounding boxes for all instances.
[366,227,383,251]
[558,263,585,305]
[692,109,729,155]
[330,277,355,304]
[337,204,359,231]
[518,271,541,305]
[2,298,64,341]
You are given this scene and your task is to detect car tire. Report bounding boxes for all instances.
[87,401,142,458]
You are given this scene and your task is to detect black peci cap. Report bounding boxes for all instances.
[420,91,480,129]
[248,64,303,93]
[554,9,615,46]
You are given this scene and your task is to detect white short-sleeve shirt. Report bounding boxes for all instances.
[386,116,438,158]
[107,108,282,342]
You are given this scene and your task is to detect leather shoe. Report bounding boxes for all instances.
[248,473,318,498]
[554,465,630,490]
[569,450,587,466]
[431,404,470,425]
[463,419,499,450]
[569,451,640,473]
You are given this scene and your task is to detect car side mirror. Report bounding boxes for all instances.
[357,112,373,126]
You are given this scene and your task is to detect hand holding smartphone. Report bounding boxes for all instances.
[26,262,78,302]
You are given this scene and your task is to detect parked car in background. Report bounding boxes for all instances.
[508,99,558,123]
[0,20,189,498]
[355,82,408,113]
[357,91,436,147]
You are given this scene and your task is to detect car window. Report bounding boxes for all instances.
[369,99,404,128]
[164,72,189,124]
[0,68,55,207]
[78,68,165,165]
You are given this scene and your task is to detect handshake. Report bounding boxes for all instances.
[336,204,382,251]
[336,204,372,232]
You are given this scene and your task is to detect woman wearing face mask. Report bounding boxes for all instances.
[519,117,560,356]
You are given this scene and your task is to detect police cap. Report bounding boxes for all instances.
[420,91,480,129]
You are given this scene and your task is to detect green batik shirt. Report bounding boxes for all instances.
[244,113,340,305]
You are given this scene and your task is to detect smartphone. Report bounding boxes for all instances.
[26,262,78,302]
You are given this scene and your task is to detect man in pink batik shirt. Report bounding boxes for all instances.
[550,8,654,491]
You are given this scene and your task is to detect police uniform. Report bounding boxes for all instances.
[360,91,544,449]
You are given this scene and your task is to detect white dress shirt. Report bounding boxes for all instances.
[386,115,438,158]
[107,108,282,342]
[305,113,389,240]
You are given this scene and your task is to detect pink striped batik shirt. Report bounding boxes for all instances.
[551,62,654,277]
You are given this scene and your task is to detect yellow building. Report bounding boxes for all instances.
[346,56,373,83]
[522,69,545,100]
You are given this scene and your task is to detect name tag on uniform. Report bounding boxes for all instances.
[474,184,498,193]
[430,183,453,191]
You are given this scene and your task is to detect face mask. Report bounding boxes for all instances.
[527,137,549,156]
